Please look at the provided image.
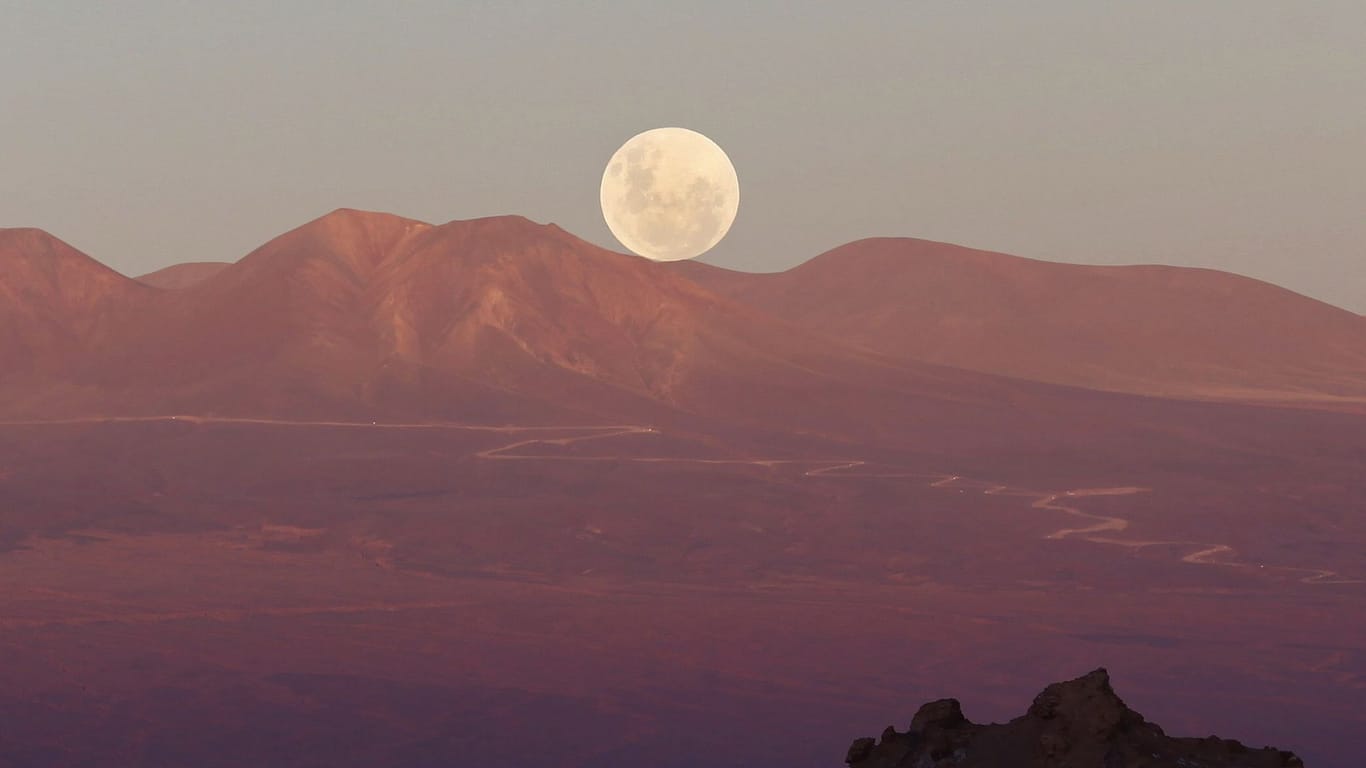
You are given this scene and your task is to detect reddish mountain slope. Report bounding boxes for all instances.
[136,261,230,289]
[676,239,1366,404]
[7,211,1064,434]
[0,228,152,373]
[11,212,1364,436]
[88,210,453,418]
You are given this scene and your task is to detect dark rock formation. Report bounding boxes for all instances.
[846,669,1303,767]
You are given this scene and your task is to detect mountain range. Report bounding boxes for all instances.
[6,208,1366,424]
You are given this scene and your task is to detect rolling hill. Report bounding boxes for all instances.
[136,261,231,289]
[677,238,1366,405]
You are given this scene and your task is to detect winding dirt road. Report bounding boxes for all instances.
[804,461,1360,585]
[1,415,1358,585]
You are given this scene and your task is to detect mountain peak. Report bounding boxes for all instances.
[0,226,151,368]
[432,214,575,244]
[0,225,55,242]
[228,208,432,282]
[1,226,89,261]
[316,207,430,226]
[446,213,542,227]
[0,226,142,288]
[296,207,433,244]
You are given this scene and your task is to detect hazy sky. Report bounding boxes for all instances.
[3,1,1363,310]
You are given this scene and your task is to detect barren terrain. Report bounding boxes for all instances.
[0,415,1361,767]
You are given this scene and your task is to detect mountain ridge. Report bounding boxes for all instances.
[677,237,1366,404]
[6,210,1365,421]
[5,210,1056,436]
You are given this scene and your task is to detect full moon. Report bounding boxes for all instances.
[600,127,740,262]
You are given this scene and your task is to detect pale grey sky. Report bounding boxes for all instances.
[2,1,1363,310]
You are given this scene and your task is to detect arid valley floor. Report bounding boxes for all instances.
[1,412,1362,767]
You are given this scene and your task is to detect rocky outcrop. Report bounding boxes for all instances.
[846,669,1303,767]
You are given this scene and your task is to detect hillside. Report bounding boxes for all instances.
[677,238,1366,405]
[136,261,231,289]
[0,228,152,375]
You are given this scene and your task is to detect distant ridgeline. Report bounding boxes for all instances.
[845,669,1303,768]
